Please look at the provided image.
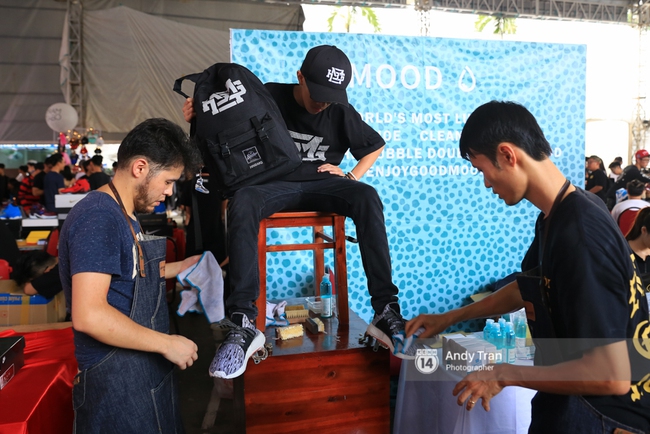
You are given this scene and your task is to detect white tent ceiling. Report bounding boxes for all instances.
[0,0,304,143]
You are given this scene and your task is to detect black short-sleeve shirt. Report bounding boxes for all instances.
[521,188,650,431]
[264,82,385,181]
[32,171,46,190]
[585,169,608,201]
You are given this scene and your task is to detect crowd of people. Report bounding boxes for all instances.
[0,154,113,219]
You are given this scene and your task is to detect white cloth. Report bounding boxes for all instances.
[610,198,650,222]
[266,300,289,327]
[176,251,224,323]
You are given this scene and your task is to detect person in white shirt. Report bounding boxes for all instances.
[608,161,622,182]
[610,179,650,223]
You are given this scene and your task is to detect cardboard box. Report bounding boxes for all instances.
[0,336,25,389]
[0,280,66,326]
[55,193,87,209]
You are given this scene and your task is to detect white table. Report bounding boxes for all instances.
[394,349,536,434]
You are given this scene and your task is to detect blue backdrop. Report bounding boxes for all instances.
[230,30,586,328]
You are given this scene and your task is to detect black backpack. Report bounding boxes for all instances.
[173,63,301,196]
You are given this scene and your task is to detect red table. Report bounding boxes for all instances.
[0,326,76,434]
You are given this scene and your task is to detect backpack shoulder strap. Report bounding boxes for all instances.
[173,73,203,99]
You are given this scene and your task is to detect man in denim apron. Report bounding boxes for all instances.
[406,101,650,433]
[59,118,202,433]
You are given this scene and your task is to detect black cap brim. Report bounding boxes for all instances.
[304,78,349,107]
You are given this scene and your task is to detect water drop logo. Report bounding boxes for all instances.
[458,66,476,93]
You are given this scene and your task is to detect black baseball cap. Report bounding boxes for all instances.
[300,45,351,106]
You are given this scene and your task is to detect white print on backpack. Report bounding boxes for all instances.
[326,67,346,85]
[243,147,263,169]
[202,79,247,115]
[289,131,330,162]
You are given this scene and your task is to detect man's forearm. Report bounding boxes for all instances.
[494,341,631,396]
[73,298,170,355]
[450,280,524,324]
[350,147,383,179]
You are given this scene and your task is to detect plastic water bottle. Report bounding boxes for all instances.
[504,322,516,364]
[515,315,528,359]
[320,274,332,318]
[483,319,495,341]
[498,317,507,333]
[489,321,504,364]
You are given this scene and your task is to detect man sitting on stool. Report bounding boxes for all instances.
[183,45,418,380]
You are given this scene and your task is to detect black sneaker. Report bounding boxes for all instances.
[209,313,265,379]
[365,303,418,360]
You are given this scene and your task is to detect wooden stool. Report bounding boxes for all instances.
[256,211,350,331]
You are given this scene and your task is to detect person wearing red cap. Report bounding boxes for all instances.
[183,45,418,379]
[606,148,650,210]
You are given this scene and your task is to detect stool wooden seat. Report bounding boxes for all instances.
[257,211,349,331]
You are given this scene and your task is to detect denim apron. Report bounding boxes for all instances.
[518,180,644,434]
[72,183,184,434]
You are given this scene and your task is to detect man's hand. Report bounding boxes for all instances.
[183,98,195,123]
[162,334,198,370]
[165,254,202,279]
[180,254,201,273]
[405,313,452,338]
[317,164,344,177]
[452,365,505,412]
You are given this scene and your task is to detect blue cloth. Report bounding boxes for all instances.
[59,190,142,369]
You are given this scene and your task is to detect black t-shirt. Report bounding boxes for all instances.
[585,169,608,201]
[264,82,385,181]
[31,264,63,299]
[521,188,650,431]
[88,172,111,190]
[0,175,8,200]
[32,171,46,190]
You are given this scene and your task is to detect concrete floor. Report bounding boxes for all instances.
[172,297,235,434]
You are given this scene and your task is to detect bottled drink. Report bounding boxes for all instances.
[515,315,528,359]
[320,274,332,318]
[489,321,504,364]
[504,322,516,364]
[483,319,495,341]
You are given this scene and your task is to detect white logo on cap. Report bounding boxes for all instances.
[326,67,345,85]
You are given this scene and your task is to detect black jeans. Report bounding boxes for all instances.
[226,177,399,320]
[529,392,645,434]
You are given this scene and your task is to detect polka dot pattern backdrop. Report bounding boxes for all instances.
[231,30,586,329]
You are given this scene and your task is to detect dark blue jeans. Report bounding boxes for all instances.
[226,177,399,320]
[529,392,645,434]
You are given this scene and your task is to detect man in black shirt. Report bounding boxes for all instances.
[184,46,415,379]
[32,161,47,203]
[43,153,65,212]
[407,101,650,433]
[0,163,8,201]
[87,155,111,190]
[12,251,62,299]
[584,155,608,202]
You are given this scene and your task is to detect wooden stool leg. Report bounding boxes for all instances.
[313,225,325,295]
[334,216,349,326]
[256,219,268,332]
